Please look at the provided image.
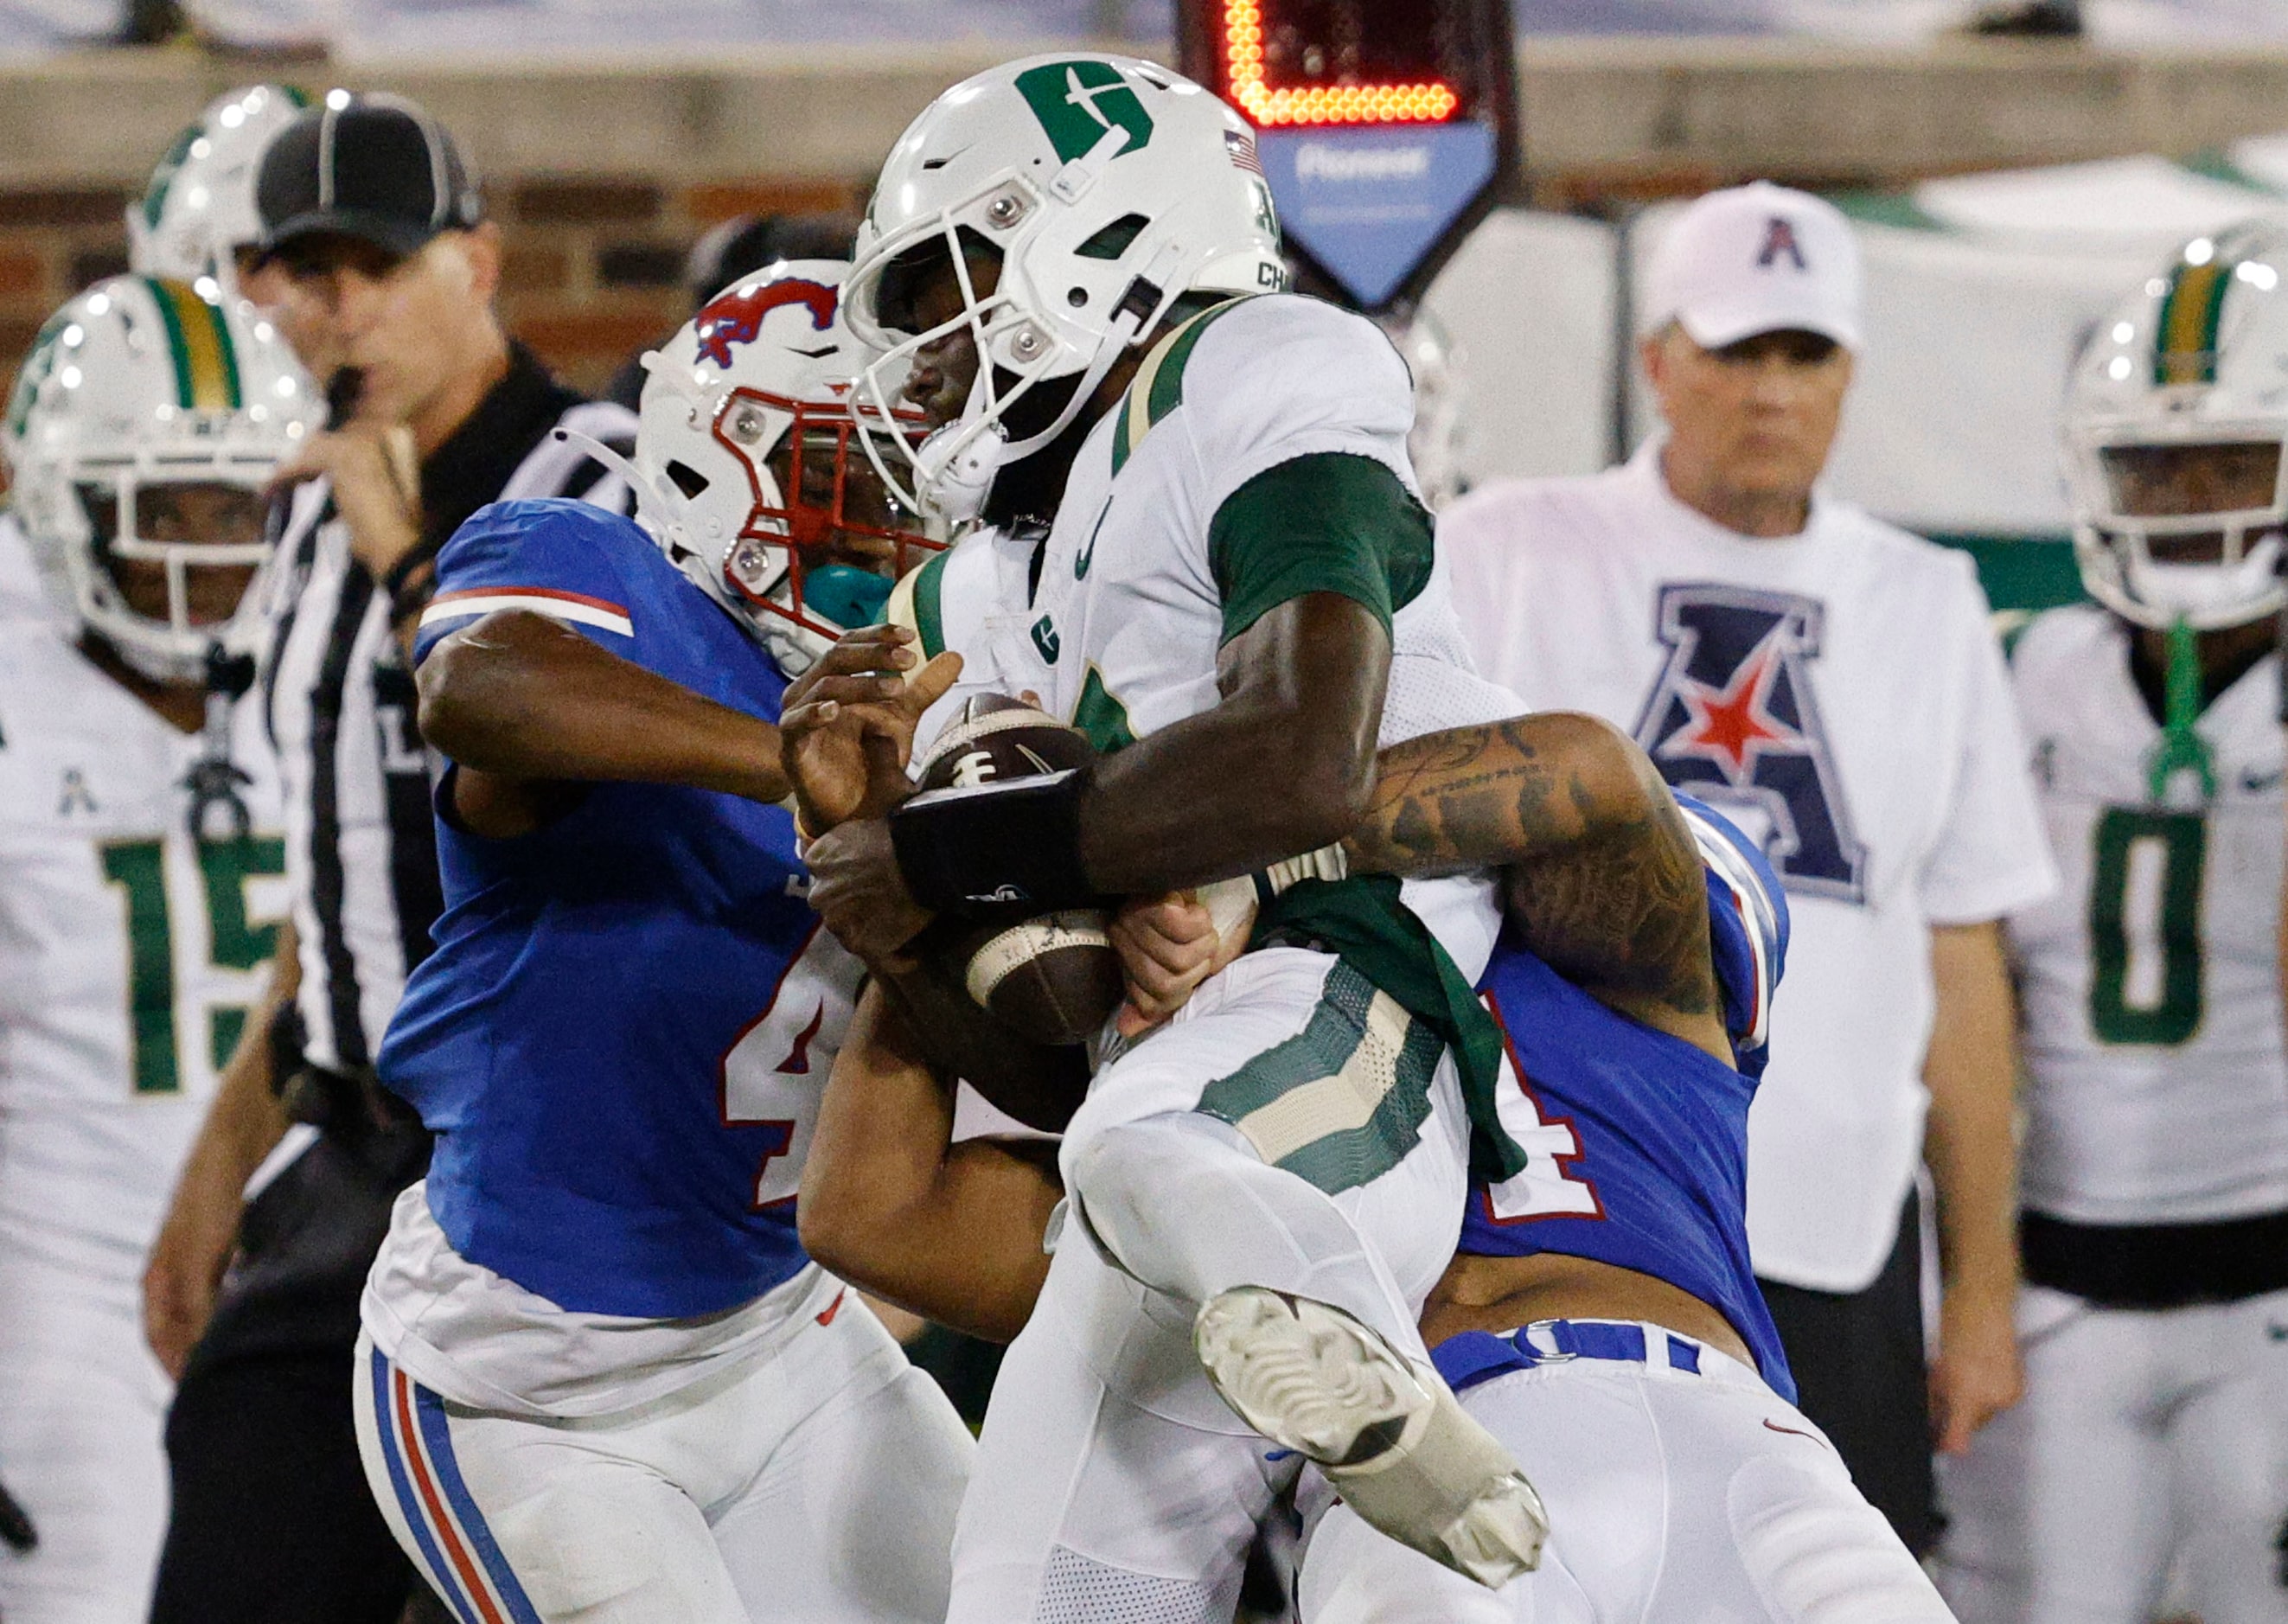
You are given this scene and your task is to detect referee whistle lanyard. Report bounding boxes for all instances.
[2147,617,2218,805]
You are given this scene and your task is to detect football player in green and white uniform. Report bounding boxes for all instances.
[0,276,311,1621]
[799,52,1546,1620]
[1934,223,2288,1624]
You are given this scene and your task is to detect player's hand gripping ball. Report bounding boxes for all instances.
[911,694,1123,1046]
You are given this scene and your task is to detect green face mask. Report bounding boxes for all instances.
[802,564,895,632]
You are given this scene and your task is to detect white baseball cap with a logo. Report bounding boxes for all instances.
[1639,181,1863,351]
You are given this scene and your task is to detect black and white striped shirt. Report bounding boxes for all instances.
[260,345,635,1077]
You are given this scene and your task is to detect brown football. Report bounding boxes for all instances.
[912,694,1123,1049]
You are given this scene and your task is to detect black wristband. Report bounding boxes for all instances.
[379,540,434,599]
[888,768,1098,915]
[386,556,437,629]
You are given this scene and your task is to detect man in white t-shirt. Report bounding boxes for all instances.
[1437,181,2058,1556]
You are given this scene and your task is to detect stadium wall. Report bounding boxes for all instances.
[5,40,2288,444]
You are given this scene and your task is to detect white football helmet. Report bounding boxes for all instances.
[842,53,1285,522]
[128,85,309,298]
[622,259,941,676]
[2066,221,2288,630]
[3,276,316,682]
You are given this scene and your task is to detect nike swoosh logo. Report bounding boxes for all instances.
[2243,768,2285,793]
[1077,501,1111,579]
[1763,1418,1828,1448]
[2266,1323,2288,1342]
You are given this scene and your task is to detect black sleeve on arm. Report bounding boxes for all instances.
[1208,452,1435,645]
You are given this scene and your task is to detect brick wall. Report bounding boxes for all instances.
[0,170,867,406]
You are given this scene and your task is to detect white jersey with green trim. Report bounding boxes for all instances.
[1011,291,1514,975]
[897,521,1059,768]
[0,617,287,1284]
[2007,604,2288,1225]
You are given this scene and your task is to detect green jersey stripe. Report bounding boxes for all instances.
[1110,296,1249,476]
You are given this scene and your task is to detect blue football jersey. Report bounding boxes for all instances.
[382,499,852,1320]
[1458,794,1796,1397]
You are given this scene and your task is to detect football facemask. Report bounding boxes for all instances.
[621,259,943,676]
[712,384,941,662]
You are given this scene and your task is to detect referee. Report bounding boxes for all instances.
[140,94,635,1621]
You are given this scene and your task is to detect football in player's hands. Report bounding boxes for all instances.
[910,694,1122,1047]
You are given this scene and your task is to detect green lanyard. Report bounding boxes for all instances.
[2146,617,2217,803]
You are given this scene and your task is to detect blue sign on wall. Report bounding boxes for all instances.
[1256,122,1499,310]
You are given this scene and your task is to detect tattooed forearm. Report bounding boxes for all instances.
[1505,803,1718,1018]
[1350,714,1601,878]
[1352,711,1722,1023]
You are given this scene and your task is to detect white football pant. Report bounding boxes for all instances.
[353,1285,972,1623]
[1301,1322,1957,1624]
[0,1246,172,1624]
[1934,1283,2288,1624]
[949,947,1471,1621]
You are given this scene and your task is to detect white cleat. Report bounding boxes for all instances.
[1194,1286,1548,1589]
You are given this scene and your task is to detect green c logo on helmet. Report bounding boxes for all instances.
[1015,61,1154,163]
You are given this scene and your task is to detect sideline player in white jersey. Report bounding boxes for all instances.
[0,275,311,1621]
[798,52,1545,1616]
[1934,224,2288,1624]
[351,264,973,1624]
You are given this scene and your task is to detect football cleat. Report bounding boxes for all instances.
[1194,1286,1547,1589]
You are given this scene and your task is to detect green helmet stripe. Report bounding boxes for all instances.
[142,277,242,411]
[205,286,243,408]
[144,275,194,406]
[2154,258,2233,387]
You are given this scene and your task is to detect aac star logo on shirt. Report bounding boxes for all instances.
[1632,584,1868,904]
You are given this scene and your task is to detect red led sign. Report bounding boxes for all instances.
[1219,0,1460,127]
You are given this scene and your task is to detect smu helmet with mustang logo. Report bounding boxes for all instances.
[598,259,943,676]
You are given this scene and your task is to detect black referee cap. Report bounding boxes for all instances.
[255,93,483,263]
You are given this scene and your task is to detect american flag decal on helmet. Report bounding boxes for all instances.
[1224,128,1265,177]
